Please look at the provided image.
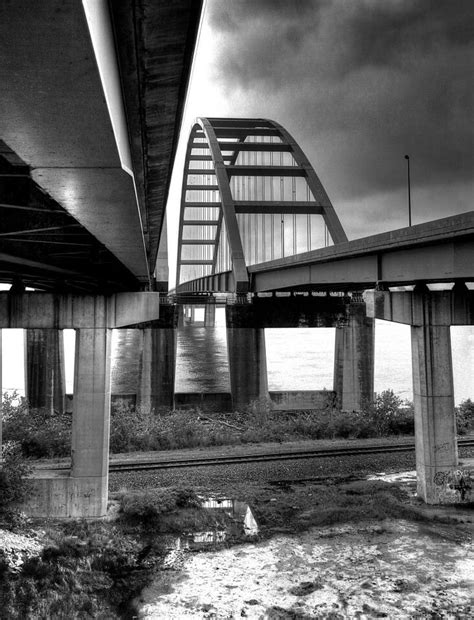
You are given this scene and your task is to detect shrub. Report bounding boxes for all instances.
[0,442,32,514]
[456,398,474,435]
[2,392,71,458]
[119,487,202,527]
[0,522,154,619]
[359,390,414,437]
[109,399,159,453]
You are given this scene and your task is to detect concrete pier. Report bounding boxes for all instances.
[333,302,374,411]
[365,286,474,504]
[70,328,111,517]
[0,291,161,517]
[204,302,216,327]
[412,322,457,502]
[136,306,178,411]
[227,326,268,409]
[226,305,268,409]
[26,329,66,413]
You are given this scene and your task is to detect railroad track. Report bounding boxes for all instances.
[105,438,474,473]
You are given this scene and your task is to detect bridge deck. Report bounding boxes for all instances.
[176,211,474,293]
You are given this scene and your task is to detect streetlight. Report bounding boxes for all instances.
[404,155,412,226]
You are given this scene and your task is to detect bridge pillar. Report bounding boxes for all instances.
[137,305,178,412]
[177,305,185,327]
[25,329,66,413]
[411,296,458,504]
[333,302,374,411]
[226,305,268,410]
[365,286,473,504]
[204,301,216,327]
[68,327,111,517]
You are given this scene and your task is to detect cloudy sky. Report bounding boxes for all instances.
[167,0,473,283]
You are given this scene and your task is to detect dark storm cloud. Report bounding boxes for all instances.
[207,0,474,202]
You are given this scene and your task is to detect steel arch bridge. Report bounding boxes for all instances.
[176,117,347,294]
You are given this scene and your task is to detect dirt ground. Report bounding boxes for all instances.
[138,519,473,619]
[135,468,474,619]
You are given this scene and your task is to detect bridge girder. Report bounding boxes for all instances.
[0,0,202,292]
[175,211,474,295]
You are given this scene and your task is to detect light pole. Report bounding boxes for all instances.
[404,154,412,226]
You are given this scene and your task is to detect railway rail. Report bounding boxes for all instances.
[108,438,474,472]
[41,438,474,473]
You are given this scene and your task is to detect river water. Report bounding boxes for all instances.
[2,308,473,403]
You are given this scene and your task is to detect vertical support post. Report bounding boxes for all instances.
[204,301,216,327]
[177,305,184,327]
[25,329,65,413]
[411,292,458,503]
[333,303,374,411]
[226,305,268,410]
[70,328,111,517]
[137,305,178,412]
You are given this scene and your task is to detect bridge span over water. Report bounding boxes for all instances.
[0,25,472,520]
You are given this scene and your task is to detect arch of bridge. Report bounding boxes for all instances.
[176,118,347,294]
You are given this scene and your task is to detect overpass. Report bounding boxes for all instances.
[0,0,203,518]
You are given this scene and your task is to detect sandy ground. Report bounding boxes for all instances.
[137,518,473,619]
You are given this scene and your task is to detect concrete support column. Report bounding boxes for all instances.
[25,329,65,413]
[226,305,268,410]
[177,305,184,327]
[333,303,374,411]
[411,322,458,503]
[204,303,216,327]
[136,305,178,412]
[70,328,111,517]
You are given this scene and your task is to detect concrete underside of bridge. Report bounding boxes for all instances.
[0,0,202,291]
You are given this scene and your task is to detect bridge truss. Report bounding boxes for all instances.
[176,118,347,294]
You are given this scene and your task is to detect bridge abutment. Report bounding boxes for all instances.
[365,286,473,504]
[333,302,375,411]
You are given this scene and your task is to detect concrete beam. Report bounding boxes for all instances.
[364,288,474,326]
[0,292,161,329]
[247,212,474,291]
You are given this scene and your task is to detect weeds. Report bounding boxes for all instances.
[0,519,164,619]
[3,390,473,459]
[2,392,71,458]
[0,442,32,515]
